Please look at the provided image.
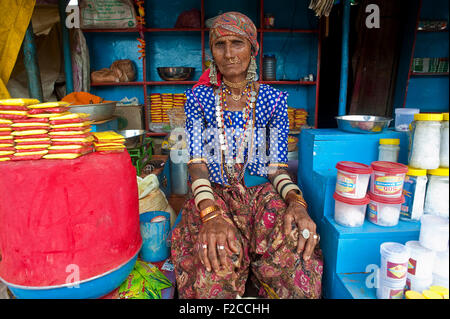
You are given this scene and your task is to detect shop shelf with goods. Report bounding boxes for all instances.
[82,0,322,131]
[393,0,449,113]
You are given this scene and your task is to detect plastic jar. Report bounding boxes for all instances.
[262,55,276,81]
[378,138,400,162]
[367,192,404,227]
[440,113,449,168]
[400,167,428,221]
[376,277,406,299]
[405,241,435,278]
[370,161,408,198]
[409,113,443,170]
[335,161,372,199]
[406,273,433,293]
[333,192,370,227]
[423,168,449,218]
[394,108,420,132]
[419,214,449,252]
[380,242,409,282]
[432,249,449,280]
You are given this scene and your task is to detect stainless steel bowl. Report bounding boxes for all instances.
[335,115,393,134]
[157,67,195,81]
[69,102,116,121]
[117,129,146,149]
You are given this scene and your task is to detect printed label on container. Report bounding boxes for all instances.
[336,172,357,195]
[400,176,416,219]
[408,258,417,275]
[368,203,378,223]
[390,288,404,299]
[405,278,411,291]
[374,173,404,196]
[386,261,407,280]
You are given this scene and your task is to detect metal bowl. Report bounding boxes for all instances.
[117,129,146,149]
[157,67,195,81]
[69,101,116,121]
[335,115,393,134]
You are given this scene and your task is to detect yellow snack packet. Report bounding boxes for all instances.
[94,142,125,148]
[43,153,83,159]
[13,150,48,156]
[11,122,50,127]
[0,151,15,156]
[93,131,126,141]
[27,101,71,109]
[51,137,94,143]
[49,145,85,150]
[48,129,91,136]
[0,135,13,140]
[0,119,13,124]
[50,122,92,129]
[0,98,40,106]
[0,143,14,148]
[0,110,28,116]
[14,138,50,143]
[15,144,50,150]
[27,112,71,118]
[50,113,90,120]
[0,157,11,161]
[11,130,48,136]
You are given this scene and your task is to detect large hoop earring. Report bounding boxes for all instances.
[246,56,257,82]
[209,61,218,86]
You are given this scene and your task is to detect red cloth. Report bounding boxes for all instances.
[193,68,222,88]
[0,152,142,287]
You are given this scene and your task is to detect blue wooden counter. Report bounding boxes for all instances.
[297,128,420,299]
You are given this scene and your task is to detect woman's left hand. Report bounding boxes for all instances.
[283,202,318,261]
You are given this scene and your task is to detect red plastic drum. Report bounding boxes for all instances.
[0,152,142,287]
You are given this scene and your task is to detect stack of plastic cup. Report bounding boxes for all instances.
[405,241,435,293]
[377,242,409,299]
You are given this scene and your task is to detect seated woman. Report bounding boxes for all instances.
[171,12,323,299]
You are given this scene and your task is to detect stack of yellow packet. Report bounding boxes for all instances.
[93,131,126,153]
[45,112,94,159]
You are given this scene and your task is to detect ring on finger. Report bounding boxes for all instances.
[202,244,208,249]
[312,234,320,241]
[301,228,310,239]
[217,245,225,250]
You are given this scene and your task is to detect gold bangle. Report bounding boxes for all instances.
[202,212,220,223]
[188,158,207,165]
[292,199,308,209]
[200,205,219,219]
[195,191,215,210]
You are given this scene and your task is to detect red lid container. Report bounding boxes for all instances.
[371,161,408,174]
[336,161,373,174]
[368,192,405,204]
[333,192,370,205]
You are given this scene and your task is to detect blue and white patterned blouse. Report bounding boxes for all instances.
[184,84,289,186]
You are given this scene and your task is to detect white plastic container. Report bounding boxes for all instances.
[406,273,433,293]
[395,108,420,132]
[432,274,449,289]
[432,249,449,280]
[423,168,449,218]
[370,161,408,198]
[367,192,404,227]
[409,113,443,170]
[405,241,435,278]
[376,277,406,299]
[333,192,370,227]
[335,161,372,199]
[378,138,400,162]
[419,214,449,252]
[380,242,410,283]
[440,113,449,168]
[400,167,428,222]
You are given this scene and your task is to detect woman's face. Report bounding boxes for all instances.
[211,35,252,80]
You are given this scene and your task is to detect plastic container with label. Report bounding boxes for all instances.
[378,138,400,162]
[440,113,449,168]
[409,113,443,170]
[376,277,406,299]
[400,167,428,221]
[370,161,408,198]
[335,161,372,199]
[405,241,435,278]
[367,192,404,227]
[406,273,433,293]
[333,192,370,227]
[419,214,449,252]
[380,242,410,283]
[423,168,449,218]
[394,108,420,132]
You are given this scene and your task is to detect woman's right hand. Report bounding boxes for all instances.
[197,208,242,274]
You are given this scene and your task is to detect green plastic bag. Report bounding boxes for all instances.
[118,261,172,299]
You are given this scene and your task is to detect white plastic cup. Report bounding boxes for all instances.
[380,242,410,283]
[376,277,406,299]
[405,273,433,293]
[419,214,449,252]
[335,161,372,199]
[394,108,420,132]
[405,241,436,278]
[367,192,404,227]
[333,192,370,227]
[432,273,449,289]
[433,249,449,280]
[370,161,408,198]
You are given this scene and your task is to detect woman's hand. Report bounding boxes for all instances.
[283,202,318,261]
[197,212,242,274]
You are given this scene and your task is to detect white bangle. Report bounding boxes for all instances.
[272,174,290,188]
[194,185,213,196]
[276,179,292,194]
[281,184,301,200]
[194,191,215,210]
[191,178,211,193]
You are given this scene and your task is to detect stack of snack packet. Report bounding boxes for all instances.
[150,93,162,123]
[45,112,94,159]
[172,93,186,109]
[93,131,126,153]
[161,93,173,123]
[0,99,40,161]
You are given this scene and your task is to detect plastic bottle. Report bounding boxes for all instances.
[378,138,400,162]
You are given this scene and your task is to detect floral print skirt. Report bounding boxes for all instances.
[170,180,323,299]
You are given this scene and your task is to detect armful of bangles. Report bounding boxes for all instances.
[268,168,320,261]
[188,160,243,274]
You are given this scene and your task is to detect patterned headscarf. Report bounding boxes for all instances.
[209,12,259,57]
